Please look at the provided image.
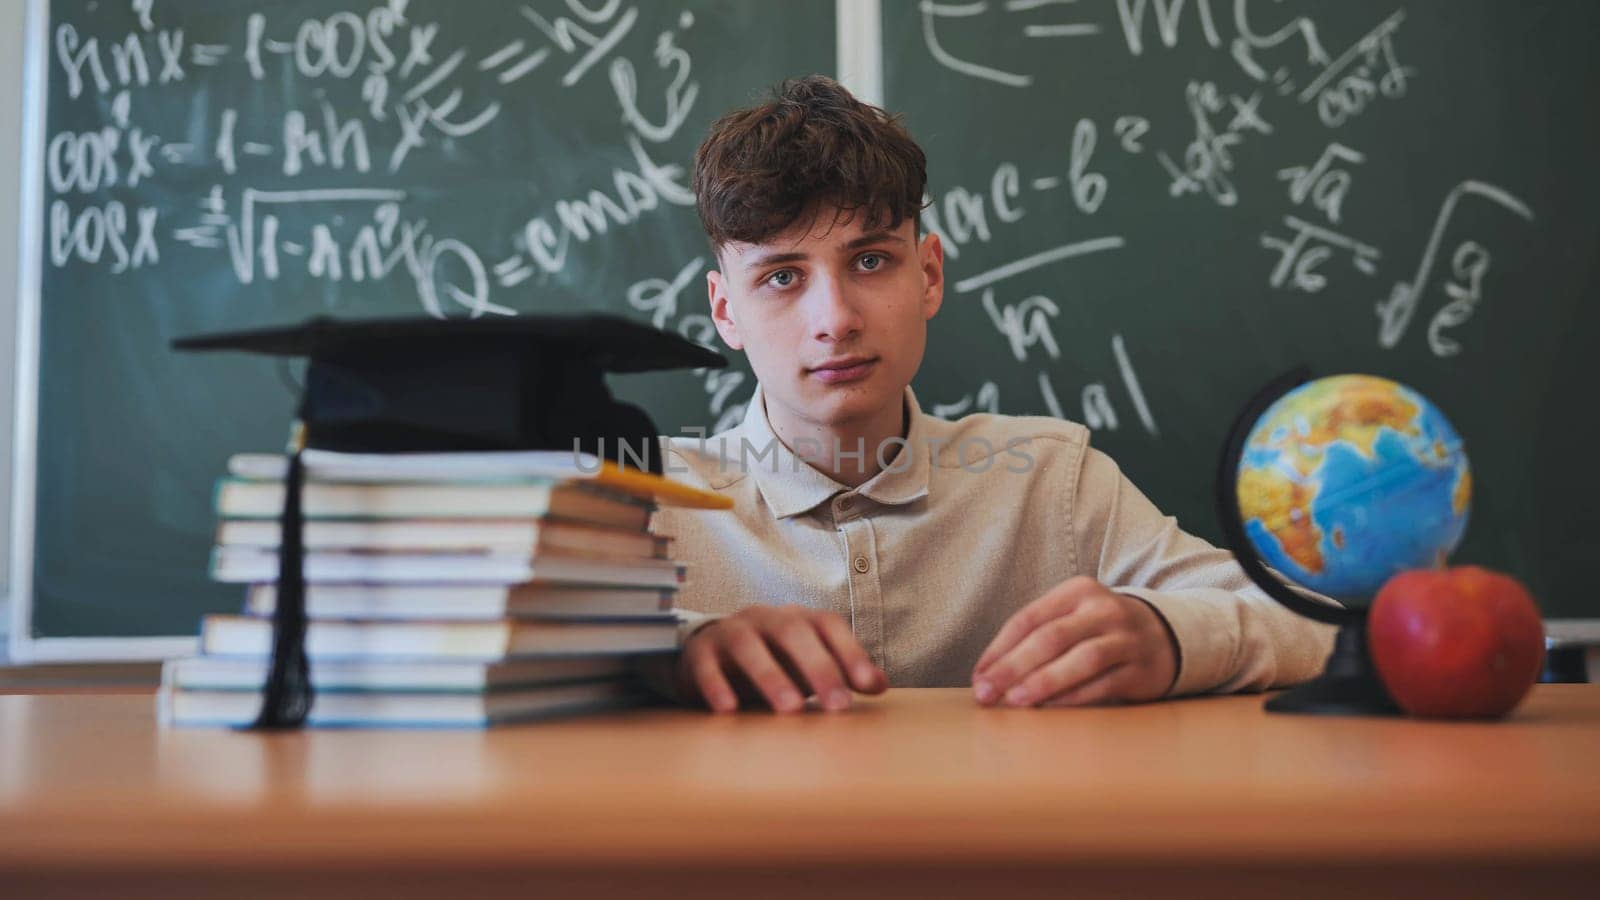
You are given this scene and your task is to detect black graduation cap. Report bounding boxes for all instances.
[173,314,726,729]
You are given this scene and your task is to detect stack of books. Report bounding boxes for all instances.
[158,449,712,728]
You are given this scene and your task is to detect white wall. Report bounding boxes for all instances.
[0,0,31,641]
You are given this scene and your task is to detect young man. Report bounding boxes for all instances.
[650,76,1336,713]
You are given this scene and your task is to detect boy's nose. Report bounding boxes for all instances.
[810,275,864,342]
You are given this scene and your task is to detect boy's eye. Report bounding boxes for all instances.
[858,253,885,271]
[766,269,798,289]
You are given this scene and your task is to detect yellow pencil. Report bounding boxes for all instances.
[592,461,734,509]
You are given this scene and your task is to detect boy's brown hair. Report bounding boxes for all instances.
[692,75,926,251]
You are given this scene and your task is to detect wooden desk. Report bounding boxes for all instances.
[2,687,1597,899]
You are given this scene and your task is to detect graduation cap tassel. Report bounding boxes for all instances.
[249,418,313,729]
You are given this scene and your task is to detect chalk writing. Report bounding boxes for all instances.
[931,381,1001,420]
[54,24,186,99]
[1116,0,1221,58]
[940,334,1156,436]
[1277,142,1363,225]
[954,237,1126,294]
[627,257,749,432]
[50,199,160,272]
[610,13,699,144]
[1297,10,1414,128]
[1154,80,1271,207]
[1229,0,1327,85]
[982,289,1061,363]
[1070,119,1106,214]
[35,0,1555,453]
[1261,143,1379,294]
[1376,180,1534,354]
[921,161,1026,261]
[1260,215,1379,294]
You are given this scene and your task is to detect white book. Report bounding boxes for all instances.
[200,614,679,660]
[230,449,604,483]
[214,479,652,530]
[224,450,732,511]
[162,655,631,693]
[158,680,644,728]
[215,518,669,559]
[244,583,675,621]
[210,546,685,588]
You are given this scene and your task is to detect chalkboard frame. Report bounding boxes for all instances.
[6,0,879,663]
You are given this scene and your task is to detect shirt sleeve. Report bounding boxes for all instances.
[1072,444,1340,697]
[639,498,729,706]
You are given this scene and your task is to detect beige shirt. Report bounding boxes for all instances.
[651,386,1337,697]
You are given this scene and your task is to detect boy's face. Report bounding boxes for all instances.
[707,211,945,437]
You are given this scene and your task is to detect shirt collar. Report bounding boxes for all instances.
[856,387,933,509]
[740,385,933,519]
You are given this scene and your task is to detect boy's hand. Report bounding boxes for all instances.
[677,607,888,713]
[971,576,1178,707]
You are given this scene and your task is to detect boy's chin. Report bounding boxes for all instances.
[801,384,900,423]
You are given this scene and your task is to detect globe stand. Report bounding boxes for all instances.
[1263,620,1400,716]
[1216,369,1403,718]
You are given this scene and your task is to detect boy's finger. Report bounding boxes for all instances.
[688,648,739,713]
[812,614,887,692]
[975,609,1100,705]
[1012,634,1131,707]
[723,629,805,713]
[769,623,853,711]
[973,587,1081,675]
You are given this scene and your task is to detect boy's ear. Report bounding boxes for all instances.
[919,231,945,320]
[708,269,744,350]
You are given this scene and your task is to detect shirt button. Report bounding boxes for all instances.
[853,556,870,574]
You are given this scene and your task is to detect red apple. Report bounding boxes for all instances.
[1368,566,1545,719]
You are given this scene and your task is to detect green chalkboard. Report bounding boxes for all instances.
[22,0,832,651]
[884,1,1599,617]
[21,0,1600,656]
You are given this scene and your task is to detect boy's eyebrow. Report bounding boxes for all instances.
[744,250,809,269]
[843,230,908,250]
[743,231,908,269]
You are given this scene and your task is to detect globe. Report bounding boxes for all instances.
[1235,374,1471,604]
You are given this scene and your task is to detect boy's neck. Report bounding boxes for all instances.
[764,393,909,490]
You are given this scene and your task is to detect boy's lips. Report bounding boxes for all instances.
[807,356,878,384]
